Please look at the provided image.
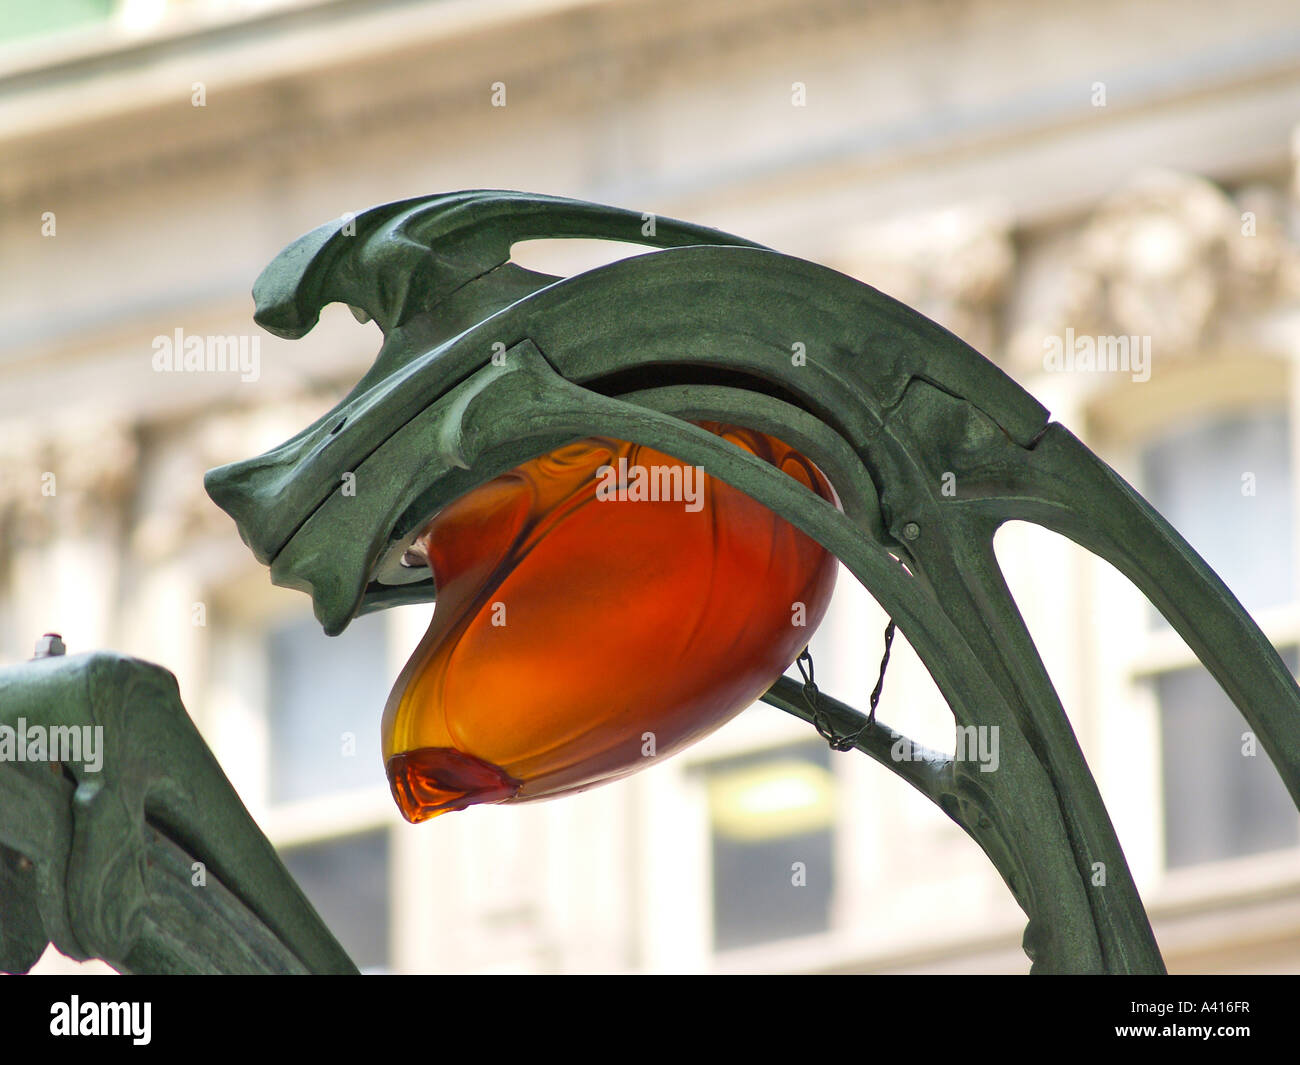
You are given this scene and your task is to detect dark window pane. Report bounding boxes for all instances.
[1141,409,1293,625]
[1158,650,1299,869]
[707,741,835,951]
[267,610,390,803]
[281,830,390,972]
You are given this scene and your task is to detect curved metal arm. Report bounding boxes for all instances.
[0,652,357,975]
[201,190,1300,974]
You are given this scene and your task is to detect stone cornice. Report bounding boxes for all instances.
[0,0,846,204]
[13,0,1300,230]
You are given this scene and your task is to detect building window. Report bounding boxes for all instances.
[1157,654,1300,868]
[1140,405,1299,868]
[1140,407,1294,623]
[280,829,391,972]
[706,740,836,951]
[266,610,390,804]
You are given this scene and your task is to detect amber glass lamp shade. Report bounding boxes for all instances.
[382,423,838,822]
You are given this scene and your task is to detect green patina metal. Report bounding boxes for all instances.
[0,649,355,974]
[4,190,1299,974]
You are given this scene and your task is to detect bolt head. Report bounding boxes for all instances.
[33,633,66,658]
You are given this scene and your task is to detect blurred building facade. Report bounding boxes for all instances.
[2,0,1299,973]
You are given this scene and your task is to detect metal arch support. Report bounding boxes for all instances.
[4,191,1294,974]
[199,191,1300,973]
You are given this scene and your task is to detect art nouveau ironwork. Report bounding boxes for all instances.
[5,191,1299,974]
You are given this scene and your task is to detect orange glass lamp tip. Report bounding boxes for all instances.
[381,423,838,823]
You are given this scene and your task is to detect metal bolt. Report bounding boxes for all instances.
[33,632,66,658]
[902,521,921,541]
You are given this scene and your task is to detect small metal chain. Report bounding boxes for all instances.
[797,620,896,752]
